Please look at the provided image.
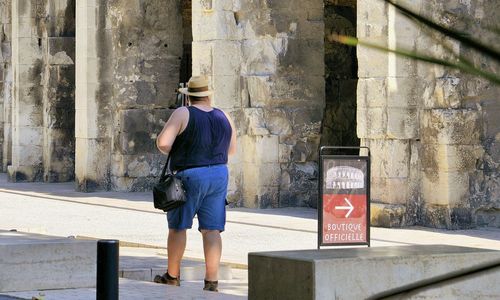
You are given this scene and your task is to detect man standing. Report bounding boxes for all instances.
[155,76,237,292]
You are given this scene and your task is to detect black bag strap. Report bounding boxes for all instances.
[159,153,173,182]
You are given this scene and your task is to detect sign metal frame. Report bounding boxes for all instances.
[318,146,371,248]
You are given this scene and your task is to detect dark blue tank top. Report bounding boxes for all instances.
[170,106,232,172]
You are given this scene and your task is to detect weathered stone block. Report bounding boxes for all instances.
[278,38,324,77]
[241,38,282,76]
[279,143,293,163]
[15,37,42,63]
[7,163,43,182]
[192,0,238,12]
[75,137,111,191]
[264,108,292,136]
[111,154,162,178]
[193,40,241,76]
[243,162,280,188]
[75,107,111,139]
[364,138,410,178]
[357,78,387,108]
[386,107,418,139]
[386,77,419,108]
[280,162,318,207]
[291,107,323,138]
[370,202,406,227]
[246,75,272,107]
[243,108,270,136]
[242,134,279,163]
[421,144,483,174]
[357,0,388,37]
[422,170,469,206]
[192,10,240,41]
[211,75,241,108]
[290,136,321,162]
[357,107,387,139]
[48,37,75,65]
[115,131,156,155]
[421,109,481,145]
[423,75,463,109]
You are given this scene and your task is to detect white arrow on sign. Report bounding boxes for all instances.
[335,198,354,218]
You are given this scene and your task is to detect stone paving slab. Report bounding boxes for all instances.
[0,278,247,300]
[120,247,233,281]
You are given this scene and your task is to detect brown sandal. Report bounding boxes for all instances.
[154,271,180,286]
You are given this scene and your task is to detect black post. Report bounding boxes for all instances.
[96,240,119,300]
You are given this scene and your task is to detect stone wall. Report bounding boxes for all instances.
[358,0,500,228]
[192,0,325,208]
[75,0,183,191]
[42,0,75,182]
[0,0,11,172]
[5,0,75,182]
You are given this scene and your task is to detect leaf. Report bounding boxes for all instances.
[382,0,500,62]
[329,34,500,85]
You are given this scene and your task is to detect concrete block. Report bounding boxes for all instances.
[249,245,500,300]
[0,231,96,292]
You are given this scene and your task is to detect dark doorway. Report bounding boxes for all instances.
[321,1,359,147]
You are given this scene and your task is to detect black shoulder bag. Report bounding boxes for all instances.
[153,154,186,212]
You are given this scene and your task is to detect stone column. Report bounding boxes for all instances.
[8,0,44,181]
[106,0,182,191]
[358,0,499,228]
[75,0,112,191]
[417,0,496,228]
[357,0,421,226]
[42,0,75,182]
[0,0,12,172]
[192,0,324,208]
[76,0,183,192]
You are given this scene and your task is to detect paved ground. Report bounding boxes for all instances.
[0,173,499,299]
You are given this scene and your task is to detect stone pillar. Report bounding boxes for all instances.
[42,1,75,182]
[0,0,12,172]
[417,0,497,228]
[8,0,44,181]
[75,0,112,191]
[357,0,421,226]
[192,0,324,208]
[358,0,499,228]
[76,0,182,192]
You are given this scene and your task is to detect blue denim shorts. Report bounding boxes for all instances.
[166,164,228,231]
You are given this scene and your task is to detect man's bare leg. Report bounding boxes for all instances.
[167,229,187,277]
[201,229,222,281]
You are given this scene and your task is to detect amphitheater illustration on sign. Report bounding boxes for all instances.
[325,165,364,189]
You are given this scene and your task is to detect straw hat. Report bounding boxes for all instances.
[178,76,213,97]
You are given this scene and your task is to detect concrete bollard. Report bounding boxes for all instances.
[96,240,119,300]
